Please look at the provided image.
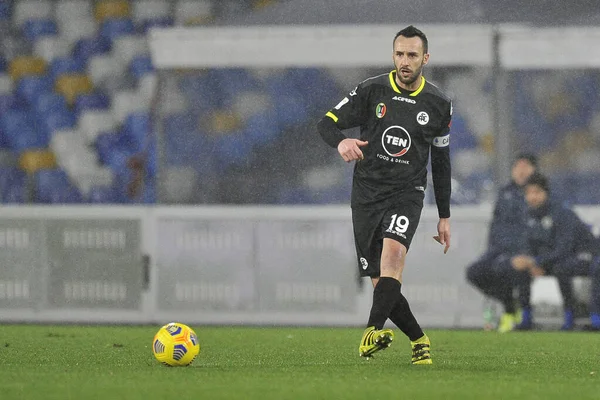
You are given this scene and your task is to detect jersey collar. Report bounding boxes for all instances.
[389,71,426,97]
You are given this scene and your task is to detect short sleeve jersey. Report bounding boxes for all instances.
[326,70,452,209]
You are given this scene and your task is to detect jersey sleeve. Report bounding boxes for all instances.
[324,83,370,130]
[430,101,452,218]
[534,208,577,268]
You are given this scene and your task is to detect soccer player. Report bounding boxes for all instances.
[466,154,537,332]
[317,25,452,364]
[510,173,600,331]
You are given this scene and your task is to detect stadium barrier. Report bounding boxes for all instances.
[0,205,598,327]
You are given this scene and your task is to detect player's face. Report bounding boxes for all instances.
[511,159,536,186]
[525,184,548,209]
[392,36,429,88]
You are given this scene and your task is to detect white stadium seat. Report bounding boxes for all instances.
[174,0,213,25]
[88,54,125,86]
[13,0,52,26]
[112,35,149,66]
[78,110,118,143]
[34,37,70,62]
[112,91,150,123]
[55,0,93,25]
[133,1,171,23]
[0,74,13,94]
[60,17,97,47]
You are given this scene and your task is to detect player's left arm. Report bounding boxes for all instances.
[534,209,577,269]
[431,101,452,254]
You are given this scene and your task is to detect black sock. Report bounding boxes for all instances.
[367,277,400,329]
[388,284,424,341]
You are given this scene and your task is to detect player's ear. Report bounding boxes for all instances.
[422,53,430,66]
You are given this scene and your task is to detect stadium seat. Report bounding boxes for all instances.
[140,17,174,33]
[0,94,21,113]
[0,110,47,151]
[0,74,11,94]
[112,36,149,65]
[2,35,33,61]
[95,131,122,165]
[8,56,46,81]
[0,2,10,21]
[69,166,114,197]
[245,111,280,145]
[50,128,83,159]
[99,18,136,42]
[74,91,110,114]
[95,0,131,22]
[111,91,149,123]
[129,55,153,81]
[22,19,58,42]
[133,1,170,24]
[0,167,27,203]
[54,74,93,105]
[33,168,76,203]
[0,54,6,72]
[18,149,57,174]
[15,75,53,104]
[73,36,112,64]
[37,109,77,140]
[174,0,213,25]
[13,0,52,27]
[122,112,150,152]
[60,17,97,47]
[162,166,198,204]
[48,57,86,81]
[32,92,68,114]
[88,185,116,203]
[87,54,123,87]
[34,37,70,63]
[78,110,117,143]
[55,0,93,25]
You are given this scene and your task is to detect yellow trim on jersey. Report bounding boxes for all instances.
[409,76,426,97]
[388,71,401,93]
[326,111,339,122]
[389,71,426,97]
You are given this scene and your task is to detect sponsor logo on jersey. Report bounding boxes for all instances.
[360,257,368,270]
[376,103,386,118]
[433,134,450,148]
[416,111,429,125]
[349,87,358,96]
[334,97,349,110]
[542,216,553,230]
[381,125,411,157]
[392,96,416,104]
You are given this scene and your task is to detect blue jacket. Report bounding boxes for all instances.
[526,200,598,269]
[487,182,528,254]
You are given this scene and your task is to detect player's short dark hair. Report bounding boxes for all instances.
[514,152,538,168]
[393,25,428,53]
[525,172,549,192]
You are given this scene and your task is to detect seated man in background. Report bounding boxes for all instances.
[511,173,600,331]
[466,153,538,332]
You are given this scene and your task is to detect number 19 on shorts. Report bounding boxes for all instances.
[387,214,409,234]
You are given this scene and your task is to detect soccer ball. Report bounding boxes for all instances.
[152,322,200,366]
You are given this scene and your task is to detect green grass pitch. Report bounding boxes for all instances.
[0,325,598,400]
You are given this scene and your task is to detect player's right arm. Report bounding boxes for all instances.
[317,83,369,162]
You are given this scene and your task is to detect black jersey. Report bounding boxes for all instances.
[321,70,452,216]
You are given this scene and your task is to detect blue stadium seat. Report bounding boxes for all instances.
[449,113,478,150]
[95,131,122,165]
[105,147,133,175]
[31,92,67,114]
[48,57,86,81]
[0,53,6,72]
[0,167,26,203]
[140,16,174,33]
[88,185,116,203]
[0,110,47,151]
[15,75,53,104]
[129,55,153,81]
[33,168,72,203]
[72,36,112,64]
[0,93,23,113]
[99,18,136,42]
[285,68,340,114]
[164,113,207,166]
[22,18,58,42]
[74,91,110,114]
[212,132,252,169]
[0,1,10,21]
[245,111,279,145]
[122,112,150,152]
[37,109,76,139]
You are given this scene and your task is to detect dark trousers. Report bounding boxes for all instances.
[548,256,600,314]
[466,251,528,313]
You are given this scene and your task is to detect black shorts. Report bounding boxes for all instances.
[352,191,424,277]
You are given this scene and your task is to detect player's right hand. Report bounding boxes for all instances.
[337,139,368,162]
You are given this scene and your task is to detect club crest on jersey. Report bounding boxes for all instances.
[375,103,386,118]
[416,111,429,125]
[381,125,411,157]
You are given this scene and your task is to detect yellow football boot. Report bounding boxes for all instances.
[411,334,432,365]
[497,313,517,333]
[359,326,394,358]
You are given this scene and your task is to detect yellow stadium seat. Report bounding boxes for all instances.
[19,150,57,174]
[95,0,130,22]
[210,110,242,134]
[8,56,46,81]
[55,74,93,105]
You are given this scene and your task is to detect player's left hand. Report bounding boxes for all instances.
[529,266,545,277]
[433,218,450,254]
